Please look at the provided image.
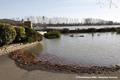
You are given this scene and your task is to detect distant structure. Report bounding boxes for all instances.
[42,16,47,29]
[24,21,33,29]
[21,19,33,29]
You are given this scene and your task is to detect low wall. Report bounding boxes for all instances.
[0,42,38,56]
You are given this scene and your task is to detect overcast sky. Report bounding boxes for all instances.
[0,0,120,22]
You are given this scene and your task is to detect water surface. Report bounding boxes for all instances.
[47,25,120,30]
[24,32,120,67]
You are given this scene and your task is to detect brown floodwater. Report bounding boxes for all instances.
[23,32,120,67]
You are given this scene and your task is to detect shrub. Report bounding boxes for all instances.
[62,28,70,33]
[0,23,16,46]
[109,27,116,31]
[13,26,25,42]
[116,28,120,34]
[46,29,61,32]
[86,28,96,32]
[44,31,61,39]
[22,27,42,42]
[97,28,105,32]
[70,34,74,37]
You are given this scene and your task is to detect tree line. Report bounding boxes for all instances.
[0,16,120,27]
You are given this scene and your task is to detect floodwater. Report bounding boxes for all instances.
[23,32,120,67]
[47,25,120,30]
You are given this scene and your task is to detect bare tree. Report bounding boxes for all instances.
[98,0,117,8]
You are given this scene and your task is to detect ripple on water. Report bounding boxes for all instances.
[23,32,120,67]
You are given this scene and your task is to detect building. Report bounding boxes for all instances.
[24,21,33,29]
[21,19,33,29]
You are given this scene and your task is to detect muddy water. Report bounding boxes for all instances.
[23,32,120,67]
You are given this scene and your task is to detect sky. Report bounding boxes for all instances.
[0,0,120,22]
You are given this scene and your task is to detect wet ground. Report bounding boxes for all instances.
[10,50,120,74]
[0,53,120,80]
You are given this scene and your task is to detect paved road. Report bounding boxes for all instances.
[0,54,120,80]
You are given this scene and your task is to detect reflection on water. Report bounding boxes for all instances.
[23,42,44,54]
[23,32,120,66]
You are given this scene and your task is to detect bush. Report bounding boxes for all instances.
[13,26,25,42]
[44,31,61,39]
[86,28,96,32]
[22,27,42,42]
[116,28,120,34]
[46,29,61,32]
[0,23,16,46]
[62,28,70,33]
[70,34,74,37]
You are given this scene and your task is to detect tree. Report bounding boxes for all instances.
[98,0,117,8]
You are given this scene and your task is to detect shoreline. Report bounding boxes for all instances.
[46,27,120,33]
[10,50,120,74]
[46,24,120,27]
[0,42,39,56]
[0,54,120,80]
[0,42,120,80]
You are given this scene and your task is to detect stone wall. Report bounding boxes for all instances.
[0,42,38,56]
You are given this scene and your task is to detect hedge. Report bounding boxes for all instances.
[44,31,61,39]
[22,27,43,42]
[62,28,70,33]
[13,26,25,43]
[0,23,16,46]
